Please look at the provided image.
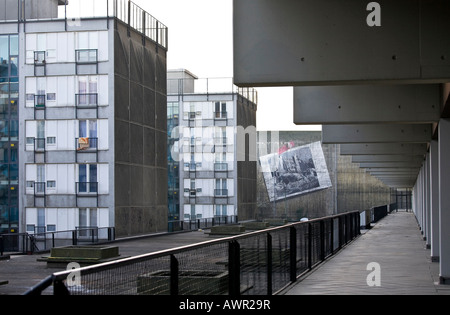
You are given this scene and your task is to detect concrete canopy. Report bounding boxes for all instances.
[233,0,450,87]
[322,124,432,144]
[294,85,441,125]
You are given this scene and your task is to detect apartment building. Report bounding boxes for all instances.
[168,69,258,222]
[0,0,168,237]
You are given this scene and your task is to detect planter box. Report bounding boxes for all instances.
[42,245,123,268]
[137,270,229,295]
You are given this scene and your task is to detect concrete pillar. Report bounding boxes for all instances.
[439,119,450,284]
[425,153,431,246]
[418,166,424,231]
[430,140,440,262]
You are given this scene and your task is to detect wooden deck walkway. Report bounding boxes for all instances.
[282,211,450,295]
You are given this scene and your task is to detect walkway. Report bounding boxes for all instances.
[282,211,450,295]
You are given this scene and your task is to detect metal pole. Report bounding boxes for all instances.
[170,255,179,295]
[228,241,240,296]
[289,227,297,282]
[267,233,272,295]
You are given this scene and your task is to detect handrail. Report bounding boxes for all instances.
[24,210,365,295]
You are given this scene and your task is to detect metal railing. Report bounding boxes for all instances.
[169,215,238,233]
[25,211,361,295]
[168,78,258,105]
[0,227,115,255]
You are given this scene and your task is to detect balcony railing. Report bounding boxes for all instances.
[34,182,46,195]
[214,189,228,197]
[75,138,98,151]
[214,111,228,119]
[214,163,228,172]
[34,51,46,65]
[76,182,98,194]
[75,49,98,64]
[34,95,46,108]
[34,138,46,152]
[76,93,98,107]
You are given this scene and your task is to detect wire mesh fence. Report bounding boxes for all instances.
[25,211,364,296]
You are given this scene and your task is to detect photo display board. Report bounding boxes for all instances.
[260,142,332,202]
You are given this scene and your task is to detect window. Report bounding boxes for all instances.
[215,205,228,217]
[190,205,195,220]
[47,137,56,145]
[47,181,56,188]
[215,102,227,119]
[36,121,45,150]
[77,76,98,106]
[46,93,56,101]
[215,179,228,196]
[37,208,45,233]
[78,120,98,150]
[78,164,98,193]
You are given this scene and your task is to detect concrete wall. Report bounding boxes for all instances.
[114,20,168,237]
[257,131,391,220]
[0,0,61,20]
[236,95,257,221]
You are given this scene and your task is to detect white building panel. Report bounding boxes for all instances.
[26,31,108,64]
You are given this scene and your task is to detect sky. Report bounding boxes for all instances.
[134,0,320,132]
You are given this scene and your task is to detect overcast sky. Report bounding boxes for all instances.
[134,0,320,132]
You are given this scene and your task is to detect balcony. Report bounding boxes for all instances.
[33,51,46,76]
[76,182,99,207]
[76,182,98,194]
[76,93,98,108]
[75,138,98,151]
[33,182,46,207]
[214,189,228,197]
[33,94,46,120]
[214,111,228,120]
[75,49,98,74]
[214,163,228,172]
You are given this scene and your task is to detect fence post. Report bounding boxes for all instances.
[290,226,297,282]
[330,218,334,254]
[228,240,240,296]
[170,255,179,296]
[307,223,312,270]
[53,278,70,295]
[72,230,77,246]
[267,233,273,295]
[320,220,325,261]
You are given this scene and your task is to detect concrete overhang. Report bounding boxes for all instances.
[340,143,428,156]
[322,124,432,144]
[358,162,423,168]
[233,0,450,87]
[352,155,424,163]
[294,85,441,125]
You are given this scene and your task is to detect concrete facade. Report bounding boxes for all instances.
[168,70,258,222]
[0,0,168,238]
